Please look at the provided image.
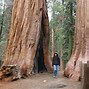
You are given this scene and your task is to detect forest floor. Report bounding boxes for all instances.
[0,71,81,89]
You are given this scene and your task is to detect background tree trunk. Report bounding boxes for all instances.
[3,0,52,77]
[64,0,89,81]
[52,28,55,57]
[60,48,64,71]
[51,0,55,58]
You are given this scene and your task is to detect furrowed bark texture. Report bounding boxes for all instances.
[3,0,52,77]
[64,0,89,81]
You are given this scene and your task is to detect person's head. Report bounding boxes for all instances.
[54,52,58,57]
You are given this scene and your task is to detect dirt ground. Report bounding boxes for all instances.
[0,71,81,89]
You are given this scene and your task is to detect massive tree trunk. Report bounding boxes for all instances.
[2,0,52,78]
[64,0,89,81]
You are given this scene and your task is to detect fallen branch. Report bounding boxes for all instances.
[0,65,20,81]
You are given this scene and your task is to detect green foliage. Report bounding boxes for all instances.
[0,40,6,60]
[62,0,76,62]
[48,0,76,65]
[48,0,64,56]
[0,0,12,61]
[2,7,12,41]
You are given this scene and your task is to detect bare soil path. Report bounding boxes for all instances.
[0,71,81,89]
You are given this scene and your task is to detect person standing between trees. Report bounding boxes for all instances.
[52,53,60,77]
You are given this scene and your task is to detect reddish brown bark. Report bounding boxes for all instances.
[3,0,52,77]
[60,48,64,71]
[52,28,55,57]
[64,0,89,81]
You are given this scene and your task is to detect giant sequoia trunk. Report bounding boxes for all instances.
[64,0,89,81]
[2,0,52,78]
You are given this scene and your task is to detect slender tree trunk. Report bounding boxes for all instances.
[60,48,64,71]
[3,0,52,77]
[52,28,55,57]
[64,0,89,81]
[51,0,55,58]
